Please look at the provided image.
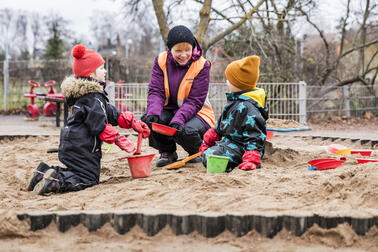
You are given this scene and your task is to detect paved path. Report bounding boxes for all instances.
[0,115,60,136]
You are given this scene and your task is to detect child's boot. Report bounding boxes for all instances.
[33,169,61,195]
[187,152,202,163]
[156,151,178,167]
[27,162,51,191]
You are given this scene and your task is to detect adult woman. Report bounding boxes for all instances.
[142,25,215,167]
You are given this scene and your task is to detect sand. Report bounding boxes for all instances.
[0,118,377,251]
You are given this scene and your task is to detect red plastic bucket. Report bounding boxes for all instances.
[266,130,274,140]
[122,154,155,178]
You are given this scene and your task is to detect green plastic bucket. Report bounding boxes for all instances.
[206,155,230,174]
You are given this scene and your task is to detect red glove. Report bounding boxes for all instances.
[117,111,135,129]
[199,142,211,153]
[131,120,150,138]
[238,150,261,170]
[100,124,135,153]
[199,128,221,153]
[115,135,135,153]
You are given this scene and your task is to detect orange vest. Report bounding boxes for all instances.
[157,52,215,127]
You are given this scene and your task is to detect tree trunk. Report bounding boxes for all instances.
[359,0,370,78]
[195,0,212,47]
[151,0,169,45]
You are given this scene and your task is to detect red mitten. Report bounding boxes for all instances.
[115,135,135,153]
[199,142,211,153]
[117,111,135,129]
[204,128,222,145]
[238,150,261,171]
[132,120,150,138]
[99,124,119,144]
[199,128,221,153]
[99,124,135,153]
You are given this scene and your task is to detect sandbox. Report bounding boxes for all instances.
[0,120,377,250]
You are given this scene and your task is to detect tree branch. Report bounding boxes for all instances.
[335,0,350,71]
[205,0,266,51]
[193,0,234,25]
[340,39,378,58]
[337,66,378,87]
[337,76,362,86]
[366,49,378,71]
[371,68,378,87]
[245,0,268,29]
[297,6,332,85]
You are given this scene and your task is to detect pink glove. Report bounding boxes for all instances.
[238,150,261,171]
[199,128,221,153]
[131,120,150,138]
[117,111,135,129]
[100,124,135,153]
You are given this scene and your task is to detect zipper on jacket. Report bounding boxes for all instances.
[95,97,108,123]
[92,135,97,153]
[94,97,107,153]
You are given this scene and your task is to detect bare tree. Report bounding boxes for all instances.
[30,12,45,58]
[121,0,267,54]
[16,12,29,58]
[0,9,30,58]
[298,0,378,97]
[90,11,119,48]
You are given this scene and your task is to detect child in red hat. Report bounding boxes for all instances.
[27,45,150,195]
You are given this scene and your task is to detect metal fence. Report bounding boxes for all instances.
[106,82,308,124]
[307,84,378,119]
[3,58,376,121]
[0,59,71,111]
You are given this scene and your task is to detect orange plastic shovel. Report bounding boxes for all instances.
[162,152,202,169]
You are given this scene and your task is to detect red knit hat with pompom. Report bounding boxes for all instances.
[72,44,105,77]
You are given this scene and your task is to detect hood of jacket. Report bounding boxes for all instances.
[226,88,269,120]
[61,75,104,99]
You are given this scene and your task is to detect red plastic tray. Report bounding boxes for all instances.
[356,159,378,164]
[350,150,372,156]
[308,158,345,170]
[308,158,336,167]
[151,122,178,136]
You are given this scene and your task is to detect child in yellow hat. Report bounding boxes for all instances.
[199,56,269,171]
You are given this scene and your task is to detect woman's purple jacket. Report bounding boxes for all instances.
[146,42,211,127]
